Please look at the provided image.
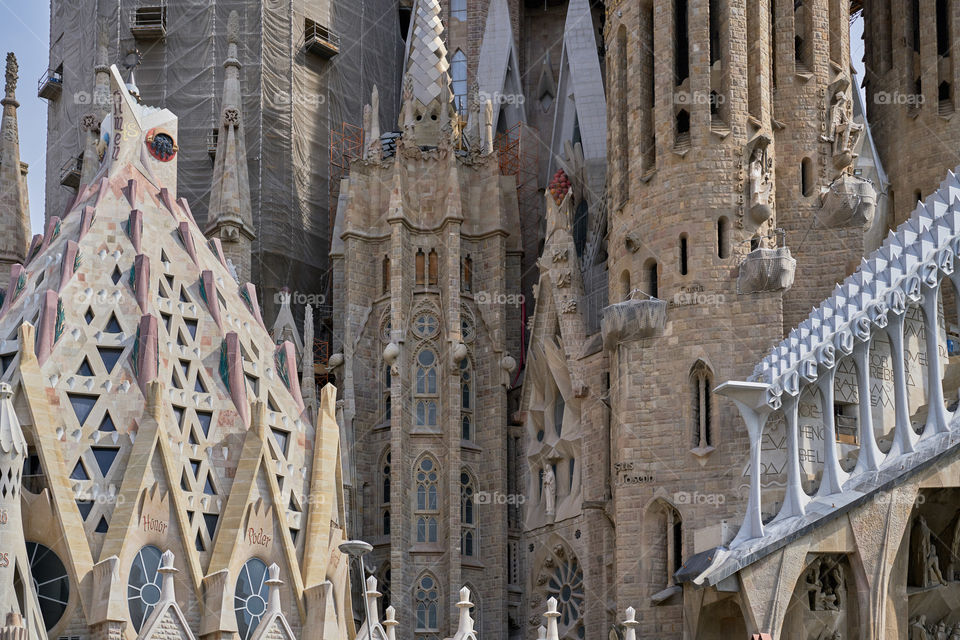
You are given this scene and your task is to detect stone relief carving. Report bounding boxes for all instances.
[821,90,863,170]
[803,557,845,612]
[914,516,947,588]
[748,146,773,226]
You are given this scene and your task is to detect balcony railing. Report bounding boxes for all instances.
[129,5,166,40]
[304,19,340,58]
[37,68,63,100]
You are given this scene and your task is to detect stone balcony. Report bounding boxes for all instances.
[600,297,668,349]
[737,246,796,294]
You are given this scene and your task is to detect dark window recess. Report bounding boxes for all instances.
[76,358,94,376]
[104,314,122,334]
[98,414,116,432]
[95,516,109,533]
[91,447,119,476]
[272,428,289,455]
[203,474,217,495]
[76,500,93,520]
[197,411,213,436]
[70,461,89,481]
[67,393,98,425]
[98,347,124,373]
[184,318,198,339]
[204,513,218,538]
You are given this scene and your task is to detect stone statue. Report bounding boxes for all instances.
[911,616,930,640]
[917,516,947,587]
[949,622,960,640]
[749,147,773,224]
[542,464,556,516]
[822,91,863,160]
[935,622,948,640]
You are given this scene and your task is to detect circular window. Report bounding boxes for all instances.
[235,558,270,640]
[146,129,177,162]
[127,545,163,632]
[547,556,584,629]
[26,542,70,630]
[413,314,439,338]
[418,349,436,368]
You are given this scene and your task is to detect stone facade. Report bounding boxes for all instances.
[331,3,523,636]
[0,66,352,640]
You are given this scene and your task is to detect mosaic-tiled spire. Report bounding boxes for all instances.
[399,0,453,146]
[0,53,30,283]
[205,10,254,283]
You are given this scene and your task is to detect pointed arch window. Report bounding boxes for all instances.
[383,365,392,422]
[452,50,468,115]
[415,348,439,428]
[381,450,391,535]
[414,573,440,638]
[382,255,390,294]
[416,249,426,285]
[460,471,477,557]
[462,255,473,292]
[450,0,466,21]
[690,362,714,450]
[460,357,473,442]
[428,249,439,286]
[415,457,439,543]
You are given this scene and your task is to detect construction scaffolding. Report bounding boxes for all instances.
[495,121,540,226]
[329,121,364,233]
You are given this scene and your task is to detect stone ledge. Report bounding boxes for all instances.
[737,247,796,295]
[600,299,667,349]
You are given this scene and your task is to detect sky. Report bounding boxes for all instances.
[0,5,867,239]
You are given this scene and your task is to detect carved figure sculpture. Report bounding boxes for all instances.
[749,148,772,224]
[822,91,863,158]
[542,464,556,516]
[911,616,930,640]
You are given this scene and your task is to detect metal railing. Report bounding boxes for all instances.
[304,20,340,57]
[37,68,63,100]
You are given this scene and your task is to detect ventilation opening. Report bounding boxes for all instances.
[620,270,631,301]
[801,157,814,197]
[717,217,729,259]
[674,0,689,85]
[679,235,689,276]
[644,260,659,299]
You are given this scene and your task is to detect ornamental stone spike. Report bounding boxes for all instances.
[544,596,560,640]
[383,606,398,640]
[454,586,476,638]
[537,626,547,640]
[265,563,283,615]
[623,607,639,640]
[0,52,30,284]
[158,549,177,603]
[364,575,383,631]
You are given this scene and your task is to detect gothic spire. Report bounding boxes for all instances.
[399,0,453,146]
[0,53,30,282]
[205,11,254,283]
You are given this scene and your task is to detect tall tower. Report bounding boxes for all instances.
[331,1,523,636]
[205,11,255,283]
[862,0,960,227]
[0,53,30,284]
[602,0,867,634]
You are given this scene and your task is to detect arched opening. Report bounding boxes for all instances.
[461,255,472,292]
[690,362,713,450]
[414,572,441,638]
[382,255,390,294]
[679,234,689,276]
[674,0,689,85]
[415,456,440,543]
[620,270,631,301]
[782,555,859,638]
[801,157,814,197]
[644,500,683,597]
[428,249,439,286]
[415,249,425,285]
[638,8,656,173]
[460,470,477,557]
[451,50,468,115]
[644,259,659,299]
[717,217,729,259]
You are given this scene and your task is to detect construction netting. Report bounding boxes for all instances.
[45,0,402,324]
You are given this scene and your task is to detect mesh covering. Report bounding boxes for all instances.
[45,0,402,324]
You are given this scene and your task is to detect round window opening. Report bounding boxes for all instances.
[146,129,177,162]
[26,542,70,631]
[235,558,270,640]
[127,545,163,632]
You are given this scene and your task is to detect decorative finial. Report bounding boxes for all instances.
[4,53,18,99]
[228,11,240,44]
